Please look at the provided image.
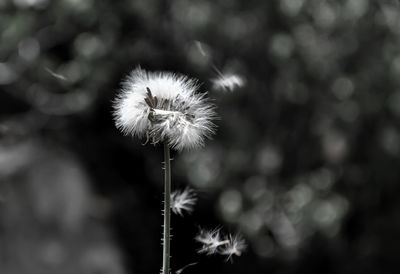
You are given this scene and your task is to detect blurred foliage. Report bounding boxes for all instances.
[1,0,400,273]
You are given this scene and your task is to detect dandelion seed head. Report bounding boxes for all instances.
[113,67,217,150]
[171,188,197,216]
[211,74,245,92]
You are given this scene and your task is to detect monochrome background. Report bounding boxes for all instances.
[1,0,399,273]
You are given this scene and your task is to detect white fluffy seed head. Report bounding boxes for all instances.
[113,67,217,150]
[171,188,197,216]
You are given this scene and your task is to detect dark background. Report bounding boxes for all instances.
[1,0,400,273]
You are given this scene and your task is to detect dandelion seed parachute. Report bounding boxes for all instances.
[195,228,225,255]
[219,234,247,262]
[195,228,246,260]
[171,188,197,216]
[113,67,216,150]
[211,73,245,92]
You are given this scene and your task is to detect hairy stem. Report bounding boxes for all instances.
[162,142,171,274]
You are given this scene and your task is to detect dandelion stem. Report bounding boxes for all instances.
[162,142,171,274]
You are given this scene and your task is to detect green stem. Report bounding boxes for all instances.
[162,142,171,274]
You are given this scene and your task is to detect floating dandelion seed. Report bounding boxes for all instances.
[171,188,197,216]
[219,233,247,262]
[195,228,228,255]
[195,228,246,261]
[45,67,68,81]
[113,67,217,150]
[175,262,198,274]
[194,40,211,57]
[211,73,245,92]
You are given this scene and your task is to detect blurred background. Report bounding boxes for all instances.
[1,0,400,273]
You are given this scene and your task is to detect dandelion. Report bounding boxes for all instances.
[113,67,217,274]
[113,67,216,150]
[211,73,245,92]
[171,188,197,216]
